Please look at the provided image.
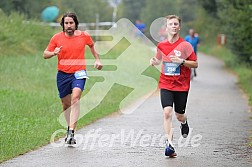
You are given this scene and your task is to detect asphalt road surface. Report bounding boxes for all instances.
[1,53,251,167]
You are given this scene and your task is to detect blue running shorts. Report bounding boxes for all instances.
[57,71,86,98]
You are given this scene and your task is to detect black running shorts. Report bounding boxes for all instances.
[160,89,188,114]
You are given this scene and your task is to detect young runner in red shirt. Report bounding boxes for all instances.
[43,12,102,145]
[150,15,198,157]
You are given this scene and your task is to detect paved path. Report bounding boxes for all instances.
[1,53,251,167]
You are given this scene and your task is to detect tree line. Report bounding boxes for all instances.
[0,0,251,63]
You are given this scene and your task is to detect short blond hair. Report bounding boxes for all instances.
[165,15,181,26]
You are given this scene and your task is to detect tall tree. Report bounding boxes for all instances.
[198,0,218,17]
[217,0,252,62]
[0,0,114,23]
[177,0,199,23]
[0,0,53,19]
[140,0,179,32]
[120,0,146,22]
[60,0,113,23]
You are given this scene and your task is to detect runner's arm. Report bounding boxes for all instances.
[43,50,55,59]
[89,45,103,70]
[43,46,62,59]
[150,47,163,66]
[150,57,161,66]
[183,60,198,68]
[170,56,198,68]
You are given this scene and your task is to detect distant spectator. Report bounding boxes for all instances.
[135,19,146,37]
[184,28,200,77]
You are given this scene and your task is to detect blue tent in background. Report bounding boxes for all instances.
[41,6,59,22]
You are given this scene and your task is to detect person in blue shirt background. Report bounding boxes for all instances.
[185,28,200,78]
[135,19,146,38]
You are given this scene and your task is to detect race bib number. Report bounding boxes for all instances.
[163,62,180,76]
[74,70,89,79]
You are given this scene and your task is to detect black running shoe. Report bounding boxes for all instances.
[65,130,76,145]
[180,121,189,138]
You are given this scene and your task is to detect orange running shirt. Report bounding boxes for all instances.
[46,31,93,73]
